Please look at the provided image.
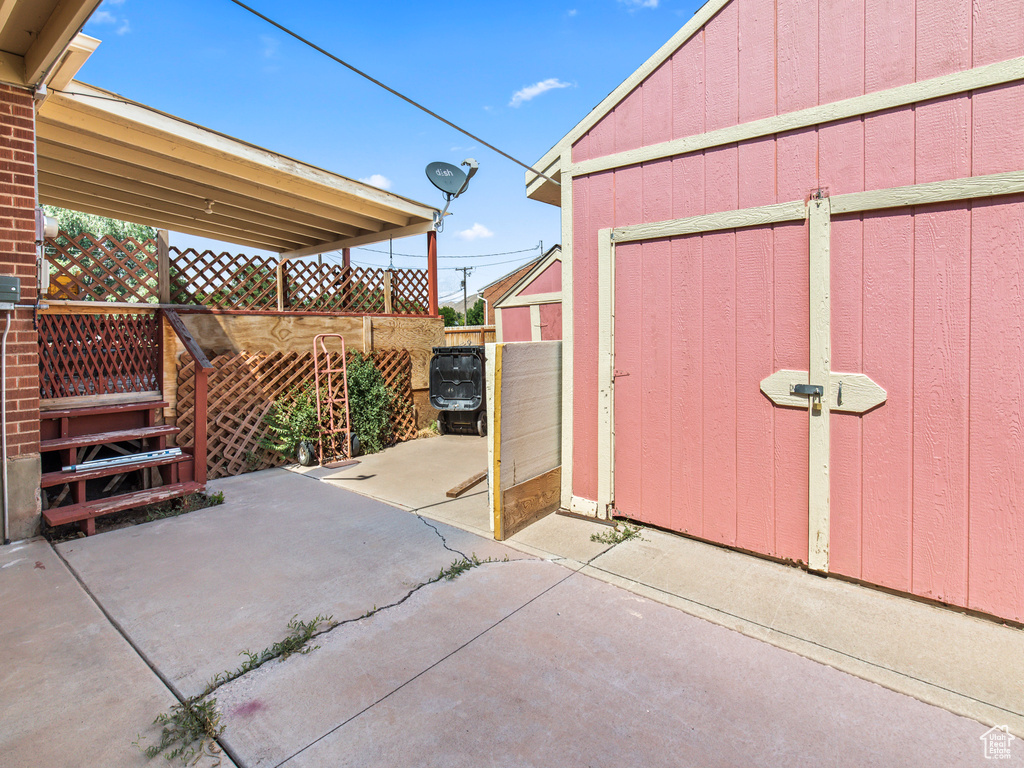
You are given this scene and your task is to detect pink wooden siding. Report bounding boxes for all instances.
[519,261,561,296]
[569,0,1024,620]
[500,306,532,343]
[538,303,562,341]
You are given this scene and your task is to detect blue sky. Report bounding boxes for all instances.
[79,0,704,299]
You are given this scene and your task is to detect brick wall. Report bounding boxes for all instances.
[481,259,539,325]
[0,84,39,459]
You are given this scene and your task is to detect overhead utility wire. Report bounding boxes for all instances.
[227,0,558,186]
[355,245,541,260]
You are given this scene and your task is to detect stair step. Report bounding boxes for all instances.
[40,425,179,452]
[40,400,169,419]
[42,481,204,528]
[42,453,191,488]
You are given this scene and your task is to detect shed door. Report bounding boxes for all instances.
[612,224,810,563]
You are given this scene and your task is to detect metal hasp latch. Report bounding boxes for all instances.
[790,383,824,409]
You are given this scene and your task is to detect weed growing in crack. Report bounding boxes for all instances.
[139,614,334,764]
[137,695,224,765]
[590,523,645,546]
[220,614,335,690]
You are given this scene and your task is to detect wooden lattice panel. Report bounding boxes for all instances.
[389,269,429,314]
[285,262,390,313]
[39,313,161,399]
[176,349,416,479]
[168,247,279,310]
[44,232,159,303]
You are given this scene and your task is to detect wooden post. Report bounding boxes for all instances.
[157,229,171,304]
[276,259,288,311]
[427,230,439,317]
[194,367,208,485]
[384,270,393,315]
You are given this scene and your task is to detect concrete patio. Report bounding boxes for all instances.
[2,434,1022,766]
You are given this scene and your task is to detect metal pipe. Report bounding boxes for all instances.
[2,309,11,544]
[62,448,182,474]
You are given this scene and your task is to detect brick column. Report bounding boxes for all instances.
[0,84,41,541]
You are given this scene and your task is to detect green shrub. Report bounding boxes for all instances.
[260,384,321,459]
[346,352,394,455]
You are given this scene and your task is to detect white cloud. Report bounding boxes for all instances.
[260,34,279,59]
[116,20,131,34]
[456,223,494,241]
[619,0,659,8]
[359,174,393,190]
[104,0,127,5]
[567,9,578,16]
[509,78,573,107]
[91,10,117,23]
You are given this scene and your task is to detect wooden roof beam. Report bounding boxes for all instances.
[36,125,390,233]
[24,0,102,85]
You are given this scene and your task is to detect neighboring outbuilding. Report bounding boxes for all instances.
[527,0,1024,624]
[479,252,546,325]
[494,245,561,342]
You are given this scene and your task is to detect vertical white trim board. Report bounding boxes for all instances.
[560,162,575,511]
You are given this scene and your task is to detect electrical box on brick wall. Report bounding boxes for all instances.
[0,275,20,306]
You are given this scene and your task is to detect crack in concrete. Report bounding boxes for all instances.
[415,513,470,560]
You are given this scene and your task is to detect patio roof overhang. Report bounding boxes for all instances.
[0,0,102,88]
[35,80,439,256]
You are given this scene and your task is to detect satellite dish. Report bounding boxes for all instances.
[426,162,467,197]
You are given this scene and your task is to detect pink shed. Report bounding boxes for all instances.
[527,0,1024,624]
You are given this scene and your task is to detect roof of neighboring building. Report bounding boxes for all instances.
[494,245,561,308]
[479,251,548,293]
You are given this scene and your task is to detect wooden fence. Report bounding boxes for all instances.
[43,232,430,315]
[38,312,161,400]
[174,349,417,479]
[443,325,495,346]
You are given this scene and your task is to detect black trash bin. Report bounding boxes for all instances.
[429,345,487,436]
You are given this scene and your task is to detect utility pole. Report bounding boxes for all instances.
[455,266,473,325]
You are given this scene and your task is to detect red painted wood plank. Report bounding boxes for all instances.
[705,146,739,215]
[672,23,705,140]
[703,0,739,132]
[915,96,971,185]
[864,107,915,191]
[519,261,561,296]
[640,238,673,529]
[916,0,971,80]
[43,481,204,528]
[613,242,643,521]
[669,235,704,536]
[40,401,168,419]
[501,306,532,343]
[613,79,644,156]
[819,0,865,103]
[42,454,189,488]
[642,62,674,148]
[777,0,819,113]
[572,173,612,503]
[735,227,775,555]
[776,129,817,202]
[972,83,1024,177]
[865,0,916,91]
[911,204,971,607]
[968,197,1024,622]
[861,210,915,594]
[737,137,776,209]
[829,215,865,579]
[671,152,705,220]
[538,303,562,341]
[772,222,810,563]
[702,231,738,547]
[819,118,865,197]
[971,0,1024,67]
[40,425,178,452]
[642,159,673,225]
[738,0,776,123]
